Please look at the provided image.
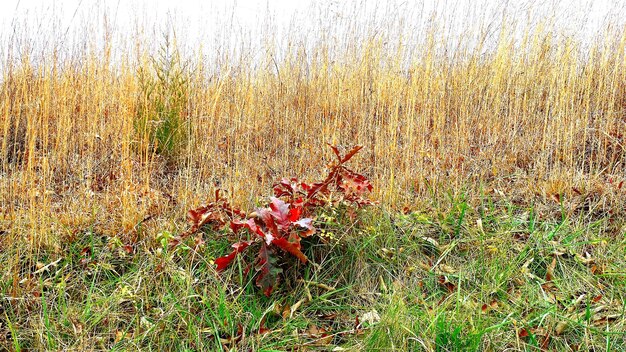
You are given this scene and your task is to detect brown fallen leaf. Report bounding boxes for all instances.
[258,317,271,335]
[546,256,556,282]
[282,304,291,320]
[481,300,499,313]
[290,298,307,318]
[305,325,333,346]
[439,263,456,274]
[518,328,529,338]
[438,276,456,293]
[555,321,568,335]
[540,333,551,350]
[592,313,621,326]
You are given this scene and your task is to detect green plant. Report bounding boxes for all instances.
[135,32,189,159]
[180,144,374,296]
[435,317,482,352]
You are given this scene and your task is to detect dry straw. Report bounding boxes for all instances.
[1,2,625,247]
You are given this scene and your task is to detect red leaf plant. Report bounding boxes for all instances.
[273,144,374,208]
[182,144,374,296]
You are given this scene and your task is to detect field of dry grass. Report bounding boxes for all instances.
[1,1,625,350]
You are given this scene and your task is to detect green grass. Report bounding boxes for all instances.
[1,190,625,351]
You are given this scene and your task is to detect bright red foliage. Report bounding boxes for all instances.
[182,144,374,296]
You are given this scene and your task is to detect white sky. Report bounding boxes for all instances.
[1,1,622,28]
[0,0,624,62]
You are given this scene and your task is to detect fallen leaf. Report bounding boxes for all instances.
[575,252,594,265]
[282,304,291,320]
[592,313,621,326]
[555,321,568,335]
[438,276,456,293]
[439,264,456,274]
[518,328,529,338]
[546,257,556,282]
[258,318,271,335]
[290,298,307,318]
[361,310,381,325]
[319,312,338,321]
[540,333,551,350]
[305,324,333,346]
[115,330,125,343]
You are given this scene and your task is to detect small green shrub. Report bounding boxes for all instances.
[135,32,189,160]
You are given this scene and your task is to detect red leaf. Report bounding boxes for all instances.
[592,294,603,303]
[269,197,292,229]
[215,189,221,201]
[230,219,247,233]
[187,208,202,224]
[80,246,91,257]
[292,197,305,208]
[258,208,280,238]
[231,218,265,239]
[326,144,364,164]
[327,143,342,162]
[305,181,330,203]
[272,237,308,263]
[288,206,302,222]
[215,241,253,271]
[255,244,282,296]
[300,182,311,192]
[518,328,529,338]
[340,145,363,164]
[183,193,245,238]
[168,236,182,250]
[293,218,315,237]
[273,178,298,198]
[187,207,219,230]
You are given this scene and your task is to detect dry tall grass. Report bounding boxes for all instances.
[1,2,625,249]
